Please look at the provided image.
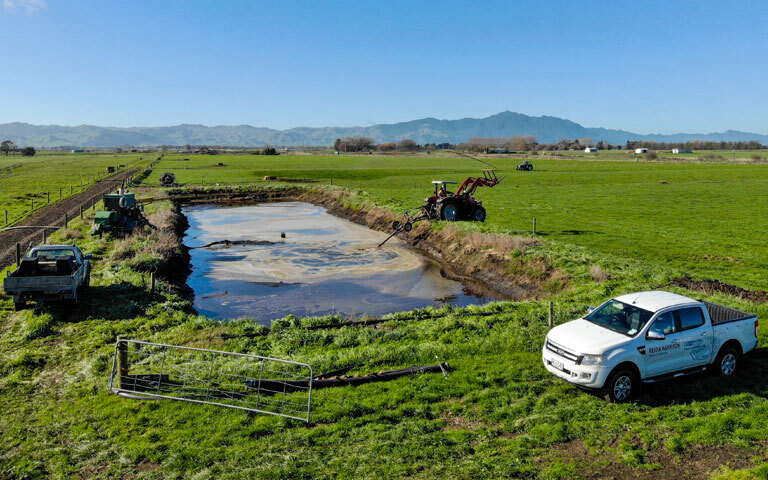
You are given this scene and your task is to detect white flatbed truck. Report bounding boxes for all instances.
[3,245,92,310]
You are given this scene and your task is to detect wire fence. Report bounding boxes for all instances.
[109,339,314,422]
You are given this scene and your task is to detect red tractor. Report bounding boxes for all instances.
[385,170,500,244]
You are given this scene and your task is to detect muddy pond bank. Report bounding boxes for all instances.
[183,202,498,322]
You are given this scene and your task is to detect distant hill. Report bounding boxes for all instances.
[1,112,767,147]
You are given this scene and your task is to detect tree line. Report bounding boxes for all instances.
[1,140,36,156]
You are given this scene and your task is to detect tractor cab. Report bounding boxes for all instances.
[431,180,457,198]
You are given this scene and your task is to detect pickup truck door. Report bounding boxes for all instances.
[675,306,713,367]
[644,311,684,377]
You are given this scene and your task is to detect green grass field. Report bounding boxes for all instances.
[0,152,147,225]
[2,152,768,478]
[146,152,768,290]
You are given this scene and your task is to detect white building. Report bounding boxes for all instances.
[584,147,598,153]
[635,148,648,154]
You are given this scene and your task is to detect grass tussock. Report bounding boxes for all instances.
[148,209,175,231]
[590,264,609,282]
[59,228,84,240]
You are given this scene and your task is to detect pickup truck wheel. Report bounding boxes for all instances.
[602,368,637,403]
[714,347,740,377]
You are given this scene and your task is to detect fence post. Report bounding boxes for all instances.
[31,198,34,211]
[47,192,50,204]
[92,198,95,210]
[533,217,537,235]
[16,243,21,266]
[80,205,83,219]
[150,272,156,294]
[59,187,62,199]
[70,185,73,195]
[4,210,7,225]
[548,301,554,328]
[117,340,129,389]
[64,213,68,228]
[42,229,46,244]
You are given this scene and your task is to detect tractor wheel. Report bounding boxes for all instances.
[472,205,487,222]
[392,220,401,231]
[439,202,459,221]
[403,222,413,232]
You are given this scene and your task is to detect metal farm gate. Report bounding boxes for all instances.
[109,339,314,422]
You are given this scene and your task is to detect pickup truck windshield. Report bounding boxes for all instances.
[32,249,75,260]
[585,300,653,337]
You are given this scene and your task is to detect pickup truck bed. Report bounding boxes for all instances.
[703,301,754,325]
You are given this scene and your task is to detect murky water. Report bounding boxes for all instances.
[184,202,491,323]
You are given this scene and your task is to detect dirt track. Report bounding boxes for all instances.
[0,169,138,269]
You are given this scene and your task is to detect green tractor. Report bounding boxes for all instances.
[90,191,153,236]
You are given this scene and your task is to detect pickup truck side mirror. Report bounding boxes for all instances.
[84,254,93,260]
[646,330,665,341]
[587,306,596,314]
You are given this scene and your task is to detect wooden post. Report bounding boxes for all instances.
[42,229,46,244]
[31,198,34,211]
[150,272,156,294]
[4,210,7,225]
[64,213,68,227]
[80,205,83,219]
[548,301,554,328]
[117,339,129,389]
[46,192,50,204]
[92,198,95,210]
[59,187,62,199]
[70,185,73,195]
[533,217,537,235]
[330,177,333,186]
[16,243,21,266]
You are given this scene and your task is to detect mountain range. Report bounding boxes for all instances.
[1,111,766,147]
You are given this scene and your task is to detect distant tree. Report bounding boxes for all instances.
[578,137,593,147]
[333,138,342,152]
[1,140,16,156]
[377,142,397,152]
[21,146,36,156]
[262,146,278,155]
[397,139,417,151]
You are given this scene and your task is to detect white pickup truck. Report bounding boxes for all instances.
[543,291,759,402]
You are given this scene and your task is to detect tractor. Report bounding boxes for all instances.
[382,170,501,246]
[90,190,153,236]
[516,160,533,171]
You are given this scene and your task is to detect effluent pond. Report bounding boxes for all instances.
[184,202,494,323]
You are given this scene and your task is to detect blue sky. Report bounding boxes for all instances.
[1,0,766,133]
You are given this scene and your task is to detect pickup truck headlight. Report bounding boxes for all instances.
[580,354,605,365]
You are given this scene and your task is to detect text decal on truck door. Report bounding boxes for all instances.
[647,342,680,356]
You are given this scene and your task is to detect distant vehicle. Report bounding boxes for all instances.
[584,147,598,153]
[635,148,648,154]
[159,172,176,187]
[3,245,92,310]
[516,160,533,171]
[543,291,758,402]
[672,148,693,154]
